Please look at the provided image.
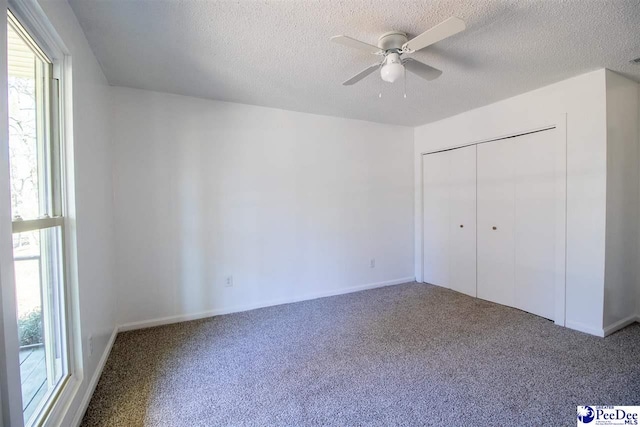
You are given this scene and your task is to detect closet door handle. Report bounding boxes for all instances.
[492,226,497,230]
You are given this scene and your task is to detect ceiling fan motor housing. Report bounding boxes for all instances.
[377,31,408,51]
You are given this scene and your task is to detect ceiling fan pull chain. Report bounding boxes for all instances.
[404,67,407,98]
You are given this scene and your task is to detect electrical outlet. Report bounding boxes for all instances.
[225,275,234,287]
[370,258,376,268]
[88,335,94,356]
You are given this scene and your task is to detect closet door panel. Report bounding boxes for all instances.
[422,151,450,287]
[448,145,477,297]
[513,131,557,320]
[477,140,515,307]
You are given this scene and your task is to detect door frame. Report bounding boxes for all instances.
[419,114,567,326]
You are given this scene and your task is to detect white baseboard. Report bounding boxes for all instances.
[566,320,605,337]
[602,314,640,337]
[119,277,416,332]
[566,315,640,338]
[71,327,118,426]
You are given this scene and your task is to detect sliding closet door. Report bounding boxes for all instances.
[477,129,562,320]
[512,131,559,320]
[422,145,476,296]
[448,146,476,297]
[422,151,450,288]
[477,140,516,307]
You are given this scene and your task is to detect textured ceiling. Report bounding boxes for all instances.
[68,0,640,127]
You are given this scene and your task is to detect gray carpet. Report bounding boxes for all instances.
[82,282,640,426]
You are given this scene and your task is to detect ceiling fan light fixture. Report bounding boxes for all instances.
[380,53,404,83]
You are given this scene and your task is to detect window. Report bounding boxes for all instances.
[7,11,68,426]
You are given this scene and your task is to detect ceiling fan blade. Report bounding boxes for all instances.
[342,63,380,85]
[402,17,466,52]
[403,58,442,81]
[331,35,382,54]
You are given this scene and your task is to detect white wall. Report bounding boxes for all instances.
[414,70,608,335]
[603,70,639,331]
[111,87,414,328]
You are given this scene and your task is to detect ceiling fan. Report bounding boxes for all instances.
[330,17,466,86]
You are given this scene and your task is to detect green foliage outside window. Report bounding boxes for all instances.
[18,308,43,347]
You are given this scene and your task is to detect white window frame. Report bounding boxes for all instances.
[2,1,82,426]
